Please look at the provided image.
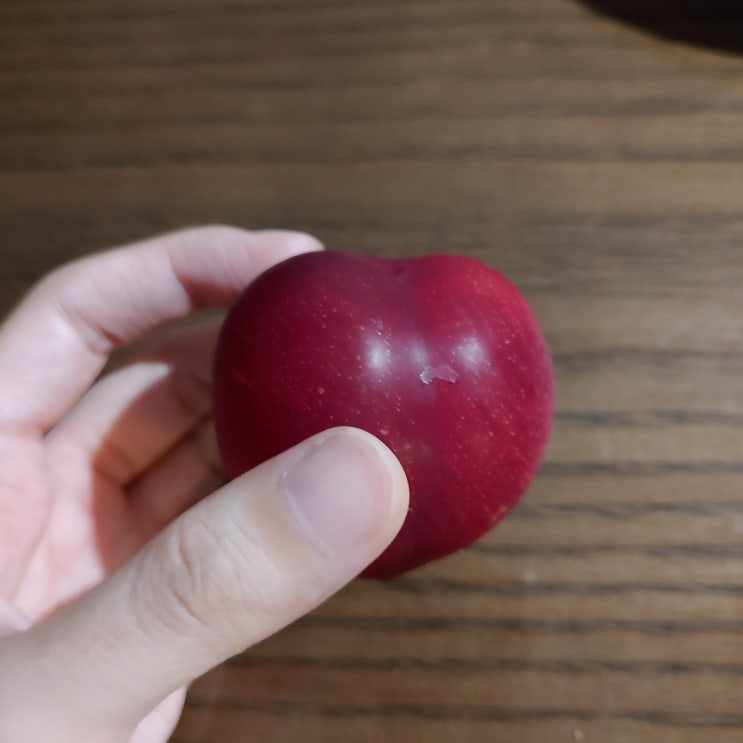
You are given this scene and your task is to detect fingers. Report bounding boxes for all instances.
[0,226,322,435]
[0,428,409,740]
[127,418,225,543]
[47,318,221,487]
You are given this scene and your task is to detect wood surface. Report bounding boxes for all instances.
[3,1,743,741]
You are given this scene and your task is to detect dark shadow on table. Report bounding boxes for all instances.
[578,0,743,54]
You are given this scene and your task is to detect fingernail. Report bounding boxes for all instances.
[282,430,394,557]
[255,230,324,255]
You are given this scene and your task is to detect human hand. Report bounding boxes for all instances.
[0,226,409,743]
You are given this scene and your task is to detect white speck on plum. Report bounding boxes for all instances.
[420,365,459,385]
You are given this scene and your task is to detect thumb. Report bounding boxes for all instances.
[0,427,408,738]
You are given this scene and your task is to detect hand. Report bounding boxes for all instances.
[0,226,409,743]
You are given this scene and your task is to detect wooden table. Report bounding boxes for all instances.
[3,1,743,741]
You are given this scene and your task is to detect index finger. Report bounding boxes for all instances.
[0,226,322,435]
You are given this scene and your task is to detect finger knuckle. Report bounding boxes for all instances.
[146,517,285,637]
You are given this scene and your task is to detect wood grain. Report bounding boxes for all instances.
[3,0,743,741]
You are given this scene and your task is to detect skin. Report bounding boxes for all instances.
[0,226,409,743]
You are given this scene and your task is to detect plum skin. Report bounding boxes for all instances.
[213,251,555,579]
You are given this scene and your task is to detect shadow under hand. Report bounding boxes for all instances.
[90,316,226,574]
[577,0,743,54]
